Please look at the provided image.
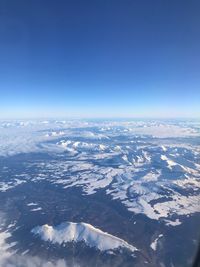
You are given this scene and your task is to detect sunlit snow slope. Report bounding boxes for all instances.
[32,222,137,253]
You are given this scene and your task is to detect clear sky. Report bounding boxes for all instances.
[0,0,200,119]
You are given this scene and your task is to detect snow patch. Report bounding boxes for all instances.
[150,234,163,251]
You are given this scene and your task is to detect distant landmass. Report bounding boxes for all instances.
[0,119,199,267]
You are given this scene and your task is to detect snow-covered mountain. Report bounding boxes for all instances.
[31,222,138,253]
[0,119,199,267]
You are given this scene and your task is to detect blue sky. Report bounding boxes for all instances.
[0,0,200,118]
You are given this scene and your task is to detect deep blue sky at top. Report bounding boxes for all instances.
[0,0,200,118]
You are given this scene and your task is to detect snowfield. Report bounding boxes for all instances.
[0,119,199,267]
[0,119,200,225]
